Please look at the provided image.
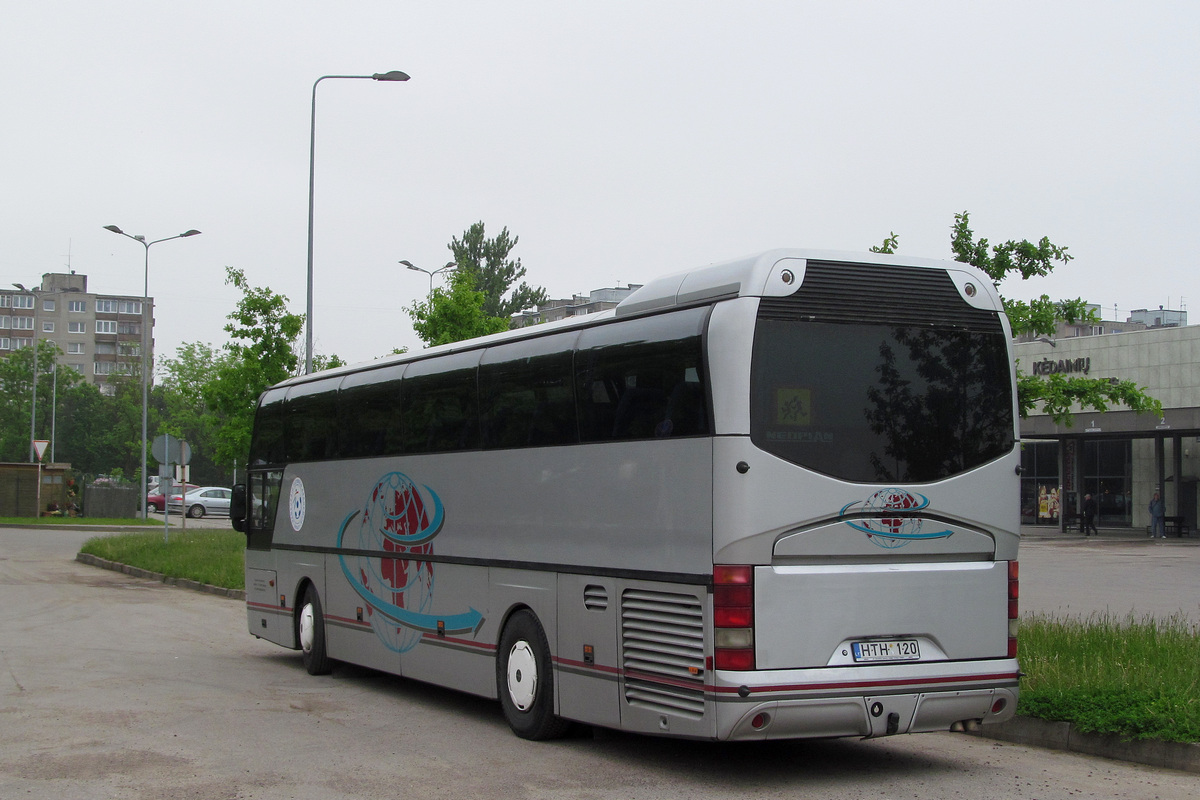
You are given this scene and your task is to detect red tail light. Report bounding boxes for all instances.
[1007,561,1019,658]
[714,565,755,670]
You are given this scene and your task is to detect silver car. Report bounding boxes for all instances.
[168,486,233,518]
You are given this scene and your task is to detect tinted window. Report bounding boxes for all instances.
[249,388,288,466]
[401,352,481,453]
[480,334,578,449]
[575,307,710,442]
[246,468,283,550]
[751,319,1014,483]
[287,378,341,462]
[338,364,406,458]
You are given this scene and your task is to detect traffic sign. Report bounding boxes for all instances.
[33,440,49,461]
[152,434,192,465]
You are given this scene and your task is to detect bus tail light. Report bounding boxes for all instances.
[1007,561,1019,658]
[714,565,755,670]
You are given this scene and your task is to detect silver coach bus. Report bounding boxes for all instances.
[232,249,1021,741]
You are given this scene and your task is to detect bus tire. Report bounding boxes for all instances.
[496,610,569,740]
[298,586,332,675]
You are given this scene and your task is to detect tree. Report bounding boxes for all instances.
[155,342,237,484]
[0,340,86,462]
[407,269,510,347]
[874,212,1161,424]
[203,267,305,468]
[449,222,548,319]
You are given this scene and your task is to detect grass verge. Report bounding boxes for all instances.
[80,529,245,591]
[1018,611,1200,743]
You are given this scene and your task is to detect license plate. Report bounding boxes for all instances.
[852,639,920,662]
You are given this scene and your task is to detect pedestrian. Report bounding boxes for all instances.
[1148,490,1166,539]
[1081,493,1098,536]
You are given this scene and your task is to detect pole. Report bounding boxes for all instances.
[103,226,200,520]
[142,243,150,521]
[30,298,38,463]
[50,363,57,462]
[305,70,410,375]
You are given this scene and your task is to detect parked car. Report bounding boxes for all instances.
[146,482,198,512]
[168,486,233,518]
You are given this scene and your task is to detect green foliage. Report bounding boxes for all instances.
[449,221,548,319]
[869,231,900,255]
[1018,612,1200,743]
[408,269,511,347]
[312,353,347,371]
[948,211,1088,338]
[155,342,235,484]
[0,340,67,461]
[875,212,1161,425]
[1017,372,1163,425]
[202,267,305,469]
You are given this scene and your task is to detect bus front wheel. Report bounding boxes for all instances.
[298,586,332,675]
[496,610,569,740]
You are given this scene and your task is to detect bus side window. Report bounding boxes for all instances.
[287,380,340,462]
[480,337,576,450]
[401,353,481,453]
[575,308,711,442]
[249,387,288,467]
[337,364,406,459]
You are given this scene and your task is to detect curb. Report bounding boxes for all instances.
[969,715,1200,774]
[75,552,246,601]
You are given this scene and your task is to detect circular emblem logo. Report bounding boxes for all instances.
[289,477,306,531]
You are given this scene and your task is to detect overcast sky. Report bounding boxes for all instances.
[3,1,1197,367]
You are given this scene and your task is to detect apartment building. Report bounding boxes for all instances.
[0,272,153,395]
[511,284,644,327]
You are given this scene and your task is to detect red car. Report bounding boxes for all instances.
[146,483,198,512]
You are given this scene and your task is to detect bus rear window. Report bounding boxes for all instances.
[751,319,1014,483]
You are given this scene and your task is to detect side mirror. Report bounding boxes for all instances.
[231,483,247,533]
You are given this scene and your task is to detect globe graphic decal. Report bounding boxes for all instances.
[859,488,926,548]
[840,489,951,549]
[354,472,436,653]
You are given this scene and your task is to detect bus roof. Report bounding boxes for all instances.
[280,248,997,390]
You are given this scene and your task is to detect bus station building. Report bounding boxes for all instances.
[1015,320,1200,534]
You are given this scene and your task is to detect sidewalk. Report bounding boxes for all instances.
[1020,523,1199,545]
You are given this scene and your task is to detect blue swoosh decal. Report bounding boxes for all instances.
[336,508,484,636]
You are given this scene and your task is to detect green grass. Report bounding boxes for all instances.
[1018,612,1200,743]
[0,516,161,526]
[80,529,245,591]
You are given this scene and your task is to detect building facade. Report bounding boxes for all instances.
[1015,324,1200,532]
[0,272,153,395]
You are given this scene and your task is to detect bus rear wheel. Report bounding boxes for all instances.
[298,586,331,675]
[497,610,569,740]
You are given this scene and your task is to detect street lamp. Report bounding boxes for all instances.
[103,225,202,519]
[305,70,411,374]
[12,283,37,463]
[400,260,456,299]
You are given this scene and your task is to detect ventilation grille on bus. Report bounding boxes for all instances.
[621,588,706,718]
[758,261,1003,333]
[584,584,609,612]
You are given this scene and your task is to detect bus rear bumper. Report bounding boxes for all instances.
[712,659,1020,741]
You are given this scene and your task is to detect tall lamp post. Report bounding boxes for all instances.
[12,283,37,463]
[305,70,410,374]
[103,225,202,519]
[400,260,456,299]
